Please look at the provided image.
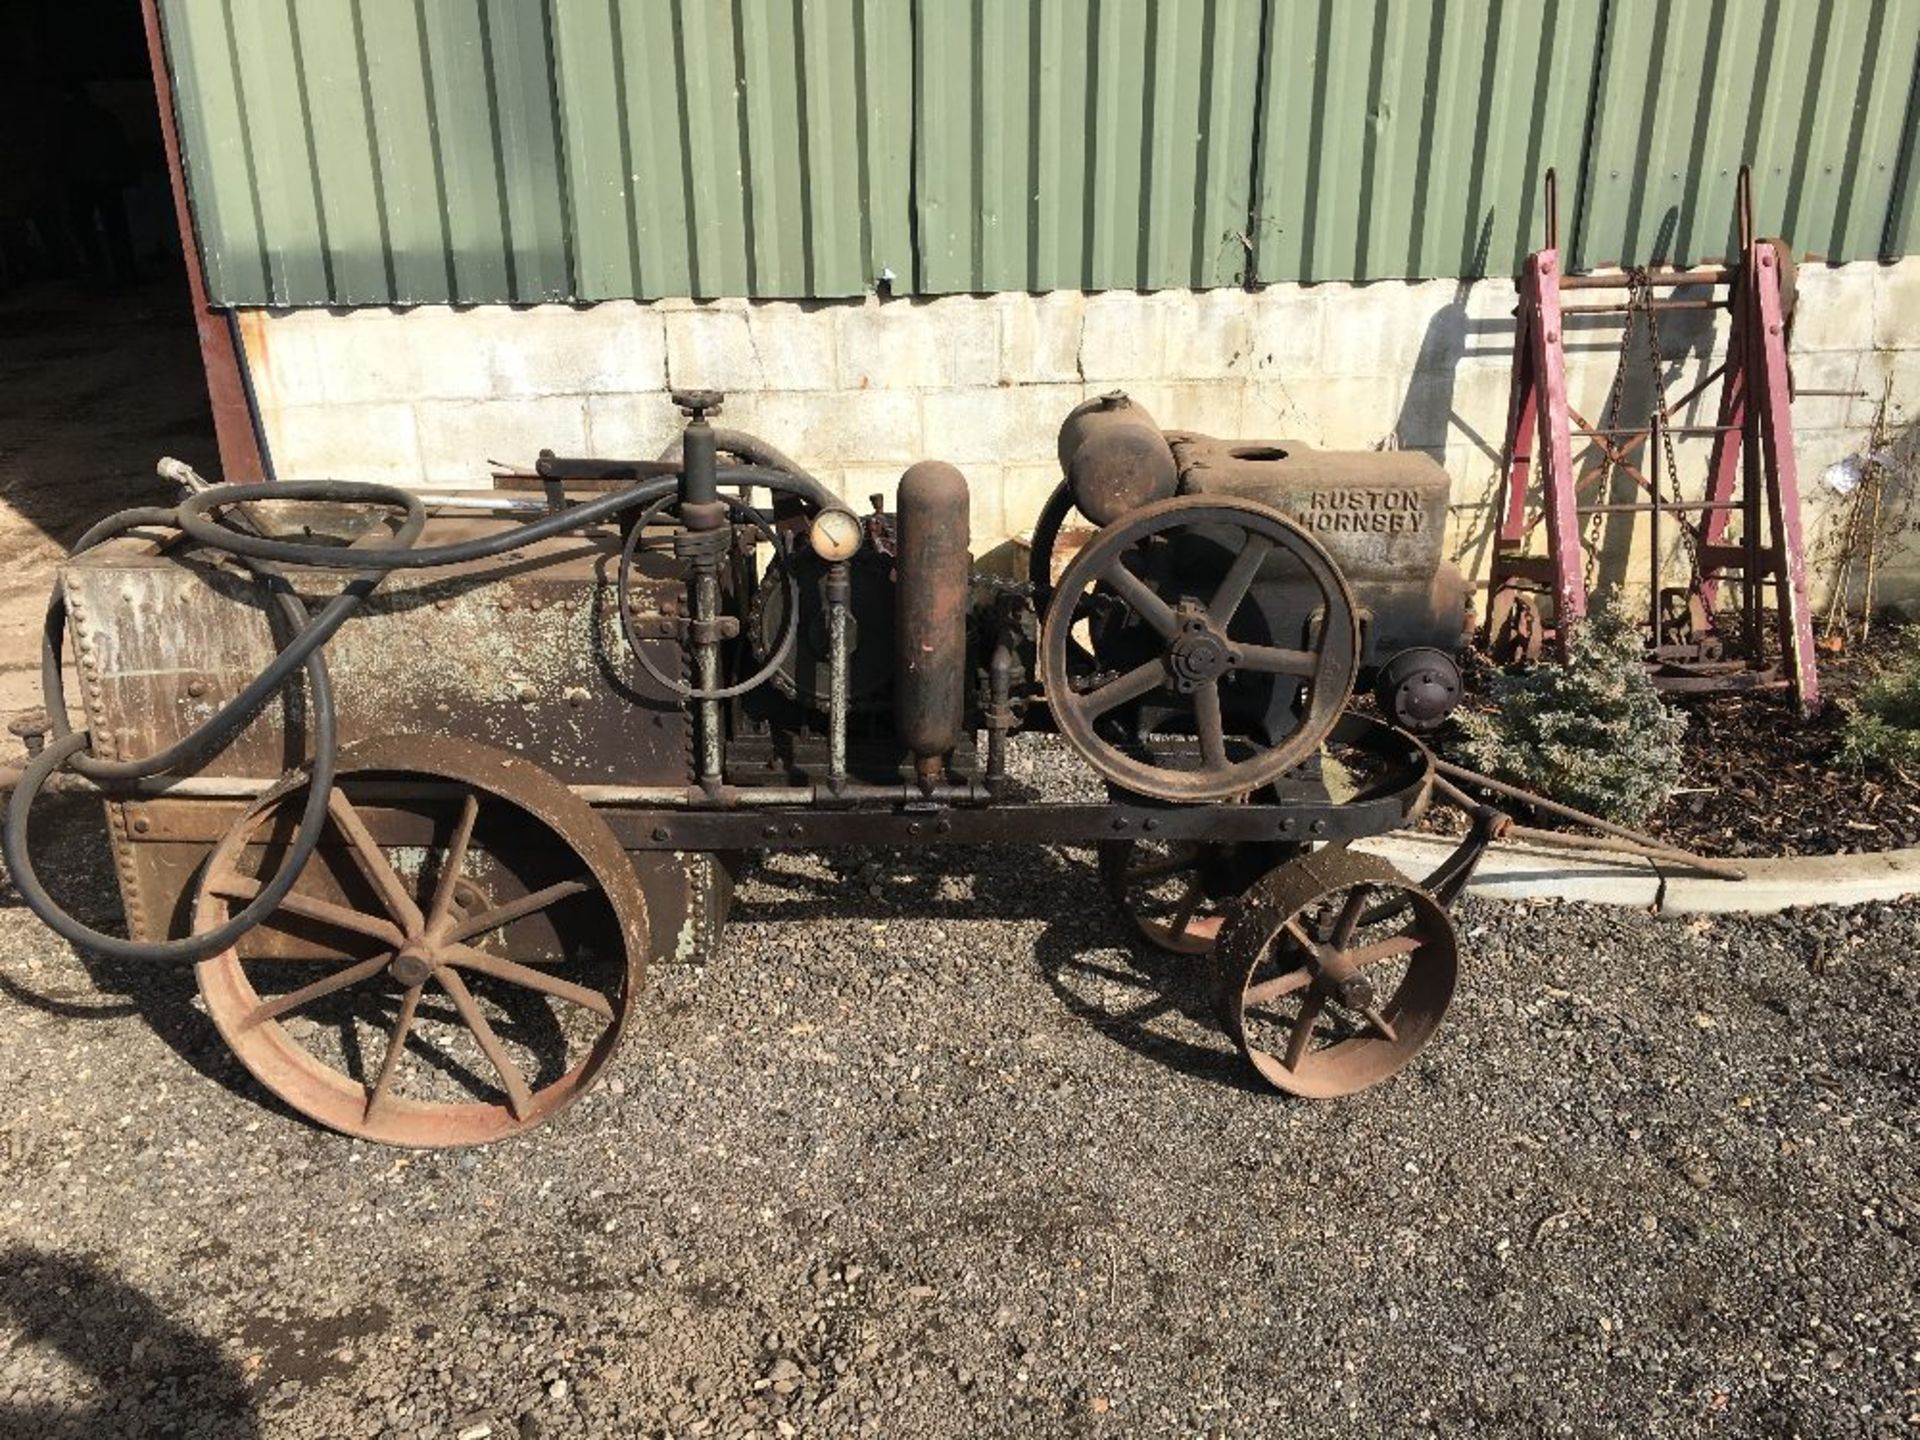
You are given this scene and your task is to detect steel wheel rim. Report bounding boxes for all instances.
[1098,837,1299,956]
[192,736,649,1147]
[1041,495,1358,803]
[1216,851,1456,1098]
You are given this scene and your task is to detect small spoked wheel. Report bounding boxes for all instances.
[1098,838,1297,955]
[1215,850,1456,1098]
[1041,495,1359,803]
[192,735,650,1147]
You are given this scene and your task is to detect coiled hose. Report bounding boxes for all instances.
[5,460,845,963]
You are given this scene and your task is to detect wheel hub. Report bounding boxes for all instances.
[389,945,438,987]
[1164,612,1239,692]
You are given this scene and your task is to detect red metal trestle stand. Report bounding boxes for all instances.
[1483,167,1819,715]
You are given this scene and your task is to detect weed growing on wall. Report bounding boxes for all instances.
[1458,595,1686,825]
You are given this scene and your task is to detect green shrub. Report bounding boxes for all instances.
[1457,595,1686,825]
[1837,638,1920,775]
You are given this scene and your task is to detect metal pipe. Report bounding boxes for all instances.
[1558,267,1730,290]
[825,560,850,789]
[1577,500,1743,516]
[1432,758,1746,880]
[0,769,990,809]
[1561,298,1726,315]
[693,567,724,784]
[416,494,559,516]
[985,640,1014,790]
[1574,424,1739,438]
[1649,411,1662,636]
[1501,823,1746,879]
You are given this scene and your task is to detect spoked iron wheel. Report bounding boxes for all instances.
[1041,495,1358,803]
[1097,838,1297,955]
[192,735,650,1147]
[1214,850,1456,1099]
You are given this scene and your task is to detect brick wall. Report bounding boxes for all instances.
[239,257,1920,600]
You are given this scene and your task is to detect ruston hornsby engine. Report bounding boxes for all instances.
[6,388,1717,1147]
[1036,391,1470,735]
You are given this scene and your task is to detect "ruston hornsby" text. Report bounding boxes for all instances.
[1294,488,1426,534]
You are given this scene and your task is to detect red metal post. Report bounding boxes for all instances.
[1694,287,1749,612]
[1530,250,1585,648]
[139,0,266,484]
[1750,243,1820,714]
[1496,280,1539,549]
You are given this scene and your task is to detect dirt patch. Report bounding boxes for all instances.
[1644,628,1920,857]
[1439,627,1920,860]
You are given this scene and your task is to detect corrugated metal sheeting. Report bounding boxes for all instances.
[161,0,1920,306]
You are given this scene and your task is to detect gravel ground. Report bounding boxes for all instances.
[0,747,1915,1440]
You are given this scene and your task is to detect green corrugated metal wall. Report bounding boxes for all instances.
[161,0,1920,307]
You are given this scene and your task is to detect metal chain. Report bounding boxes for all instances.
[1635,267,1704,595]
[1582,270,1644,591]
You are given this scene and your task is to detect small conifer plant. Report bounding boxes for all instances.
[1458,594,1686,825]
[1837,636,1920,776]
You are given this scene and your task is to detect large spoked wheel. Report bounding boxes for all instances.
[1097,837,1299,955]
[1214,850,1456,1099]
[192,735,650,1147]
[1041,495,1359,803]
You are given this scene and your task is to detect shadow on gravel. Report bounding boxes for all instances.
[0,795,314,1129]
[733,844,1262,1094]
[1030,923,1267,1096]
[0,1248,259,1440]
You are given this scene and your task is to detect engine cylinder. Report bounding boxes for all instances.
[894,461,971,775]
[1056,391,1178,525]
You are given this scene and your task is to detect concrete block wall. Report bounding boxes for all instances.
[240,256,1920,598]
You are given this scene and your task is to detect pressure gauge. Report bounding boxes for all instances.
[809,507,864,562]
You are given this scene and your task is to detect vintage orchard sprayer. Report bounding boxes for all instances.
[3,391,1732,1146]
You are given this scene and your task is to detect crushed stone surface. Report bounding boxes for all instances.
[0,774,1914,1439]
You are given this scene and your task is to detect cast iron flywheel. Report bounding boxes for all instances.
[1040,495,1359,802]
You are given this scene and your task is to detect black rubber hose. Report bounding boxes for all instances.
[10,486,418,957]
[4,566,345,963]
[46,488,427,783]
[657,428,829,490]
[616,491,799,700]
[170,467,834,571]
[11,468,836,960]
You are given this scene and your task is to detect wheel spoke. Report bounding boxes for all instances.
[1362,1005,1400,1043]
[1124,849,1200,883]
[450,876,594,944]
[1073,659,1164,719]
[1193,680,1230,770]
[1209,534,1273,624]
[448,944,615,1020]
[1331,885,1375,948]
[363,982,423,1118]
[1282,989,1326,1071]
[1167,879,1204,940]
[211,874,406,948]
[425,791,481,935]
[241,953,392,1030]
[1243,966,1314,1009]
[435,967,535,1120]
[326,789,426,933]
[1099,562,1179,638]
[1236,645,1319,677]
[1342,933,1423,969]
